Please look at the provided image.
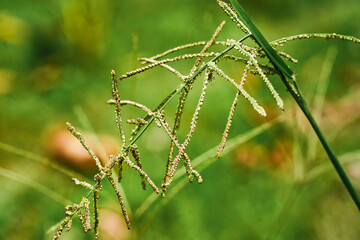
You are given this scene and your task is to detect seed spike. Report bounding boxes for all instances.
[106,170,131,230]
[149,41,207,60]
[119,155,160,194]
[129,144,147,190]
[155,114,202,193]
[208,62,267,116]
[190,20,226,75]
[93,174,102,239]
[217,0,250,34]
[141,57,186,81]
[271,33,360,46]
[72,178,93,190]
[77,198,91,233]
[117,156,124,182]
[231,41,284,110]
[111,70,127,149]
[66,122,104,173]
[216,91,240,157]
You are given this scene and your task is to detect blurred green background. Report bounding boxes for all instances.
[0,0,360,239]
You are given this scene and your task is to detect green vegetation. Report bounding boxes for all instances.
[0,0,359,239]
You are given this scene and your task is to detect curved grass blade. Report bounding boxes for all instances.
[229,0,294,79]
[0,142,85,181]
[0,167,72,206]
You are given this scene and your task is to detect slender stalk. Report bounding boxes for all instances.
[278,71,360,210]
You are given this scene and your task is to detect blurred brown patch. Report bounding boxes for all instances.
[234,143,264,168]
[43,126,118,172]
[99,208,129,240]
[234,138,292,171]
[321,86,360,129]
[267,138,292,170]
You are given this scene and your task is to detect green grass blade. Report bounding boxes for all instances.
[0,166,72,206]
[229,0,294,79]
[0,141,85,181]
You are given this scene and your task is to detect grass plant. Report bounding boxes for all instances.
[47,0,360,238]
[0,1,359,239]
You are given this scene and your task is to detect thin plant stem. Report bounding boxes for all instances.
[278,71,360,210]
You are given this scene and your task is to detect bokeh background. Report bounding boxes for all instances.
[0,0,360,239]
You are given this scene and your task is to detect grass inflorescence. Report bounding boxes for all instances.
[51,1,360,239]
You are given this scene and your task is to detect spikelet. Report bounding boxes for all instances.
[141,57,186,81]
[117,156,124,182]
[106,170,131,230]
[231,41,284,110]
[111,70,127,148]
[217,0,250,34]
[66,122,103,172]
[121,53,214,80]
[149,41,207,60]
[159,67,208,189]
[190,20,226,75]
[271,33,360,46]
[163,92,191,191]
[129,144,147,190]
[216,90,240,157]
[155,113,202,195]
[278,51,298,63]
[208,61,267,116]
[107,99,154,115]
[183,68,211,148]
[93,174,102,239]
[77,198,91,233]
[52,216,72,240]
[52,198,93,239]
[113,154,160,194]
[72,178,93,190]
[127,118,149,126]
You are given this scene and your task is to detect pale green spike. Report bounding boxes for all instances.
[208,62,266,116]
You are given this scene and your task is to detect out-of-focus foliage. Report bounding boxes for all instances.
[0,0,359,239]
